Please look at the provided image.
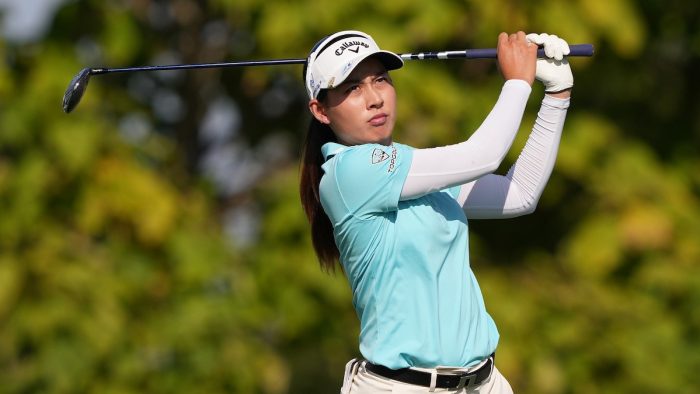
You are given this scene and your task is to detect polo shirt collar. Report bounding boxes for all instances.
[321,142,347,161]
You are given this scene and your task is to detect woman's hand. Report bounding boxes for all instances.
[497,31,537,85]
[526,33,574,97]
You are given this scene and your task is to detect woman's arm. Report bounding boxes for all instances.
[400,33,573,211]
[400,32,537,200]
[457,92,570,218]
[400,80,532,199]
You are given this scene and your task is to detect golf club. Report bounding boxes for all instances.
[62,43,594,113]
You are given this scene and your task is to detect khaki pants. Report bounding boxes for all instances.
[340,359,514,394]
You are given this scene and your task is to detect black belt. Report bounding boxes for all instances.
[365,353,495,389]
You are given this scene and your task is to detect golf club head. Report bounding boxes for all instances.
[62,68,92,113]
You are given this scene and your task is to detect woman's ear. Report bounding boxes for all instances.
[309,100,331,125]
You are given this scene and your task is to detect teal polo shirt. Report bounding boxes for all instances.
[319,141,499,369]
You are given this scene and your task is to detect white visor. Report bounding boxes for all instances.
[305,30,403,99]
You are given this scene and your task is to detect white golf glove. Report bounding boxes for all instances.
[526,33,574,93]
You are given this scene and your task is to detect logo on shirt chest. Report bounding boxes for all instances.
[371,146,398,173]
[371,148,390,164]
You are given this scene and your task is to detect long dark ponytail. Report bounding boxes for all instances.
[300,96,340,272]
[300,35,341,272]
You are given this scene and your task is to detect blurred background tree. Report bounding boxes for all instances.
[0,0,698,393]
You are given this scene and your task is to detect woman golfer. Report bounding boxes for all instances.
[300,30,573,393]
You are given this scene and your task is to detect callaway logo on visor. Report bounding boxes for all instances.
[335,40,370,56]
[313,33,367,62]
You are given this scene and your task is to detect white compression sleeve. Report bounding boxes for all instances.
[400,79,532,200]
[457,94,570,219]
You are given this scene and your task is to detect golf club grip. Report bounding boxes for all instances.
[400,44,594,60]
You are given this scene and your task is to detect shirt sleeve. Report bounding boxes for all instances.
[321,143,413,219]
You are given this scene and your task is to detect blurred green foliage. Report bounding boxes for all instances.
[1,0,699,393]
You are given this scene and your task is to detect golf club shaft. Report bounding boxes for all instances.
[91,44,594,74]
[63,43,593,113]
[90,58,307,74]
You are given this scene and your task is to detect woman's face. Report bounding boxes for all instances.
[309,57,397,146]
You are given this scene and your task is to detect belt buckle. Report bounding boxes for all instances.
[457,373,476,389]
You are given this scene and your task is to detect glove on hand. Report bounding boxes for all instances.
[526,33,574,93]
